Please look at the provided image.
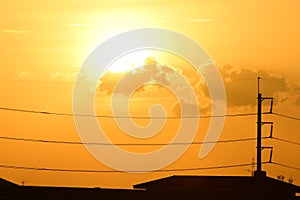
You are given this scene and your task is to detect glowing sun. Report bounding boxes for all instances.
[108,50,156,73]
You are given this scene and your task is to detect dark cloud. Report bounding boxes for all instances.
[219,64,289,107]
[98,57,202,117]
[98,59,300,116]
[103,57,196,103]
[288,86,300,106]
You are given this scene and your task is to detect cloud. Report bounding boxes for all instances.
[98,57,204,117]
[282,83,300,106]
[98,59,300,116]
[18,72,31,78]
[49,65,80,83]
[49,71,77,82]
[111,58,195,103]
[215,64,300,108]
[1,29,30,34]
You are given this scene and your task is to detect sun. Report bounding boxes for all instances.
[108,50,157,73]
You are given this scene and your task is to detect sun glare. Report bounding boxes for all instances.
[108,51,156,73]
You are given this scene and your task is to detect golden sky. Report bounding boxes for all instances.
[0,0,300,188]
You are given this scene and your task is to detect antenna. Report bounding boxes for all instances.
[21,180,29,186]
[258,77,261,94]
[247,156,255,176]
[251,157,255,176]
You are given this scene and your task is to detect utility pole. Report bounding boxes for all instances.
[255,77,273,178]
[257,77,262,172]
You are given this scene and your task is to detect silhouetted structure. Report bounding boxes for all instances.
[0,177,145,200]
[0,178,22,199]
[134,174,300,199]
[1,173,300,200]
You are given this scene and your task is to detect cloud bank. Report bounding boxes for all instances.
[97,59,300,116]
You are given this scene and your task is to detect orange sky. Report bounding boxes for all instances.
[0,0,300,188]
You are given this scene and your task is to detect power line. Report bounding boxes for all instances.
[272,137,300,146]
[273,112,300,121]
[1,161,298,174]
[3,106,300,121]
[0,162,263,173]
[261,78,300,88]
[0,135,269,146]
[0,106,260,119]
[261,78,286,85]
[271,162,300,171]
[0,107,74,116]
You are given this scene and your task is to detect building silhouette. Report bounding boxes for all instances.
[134,174,300,199]
[1,172,300,200]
